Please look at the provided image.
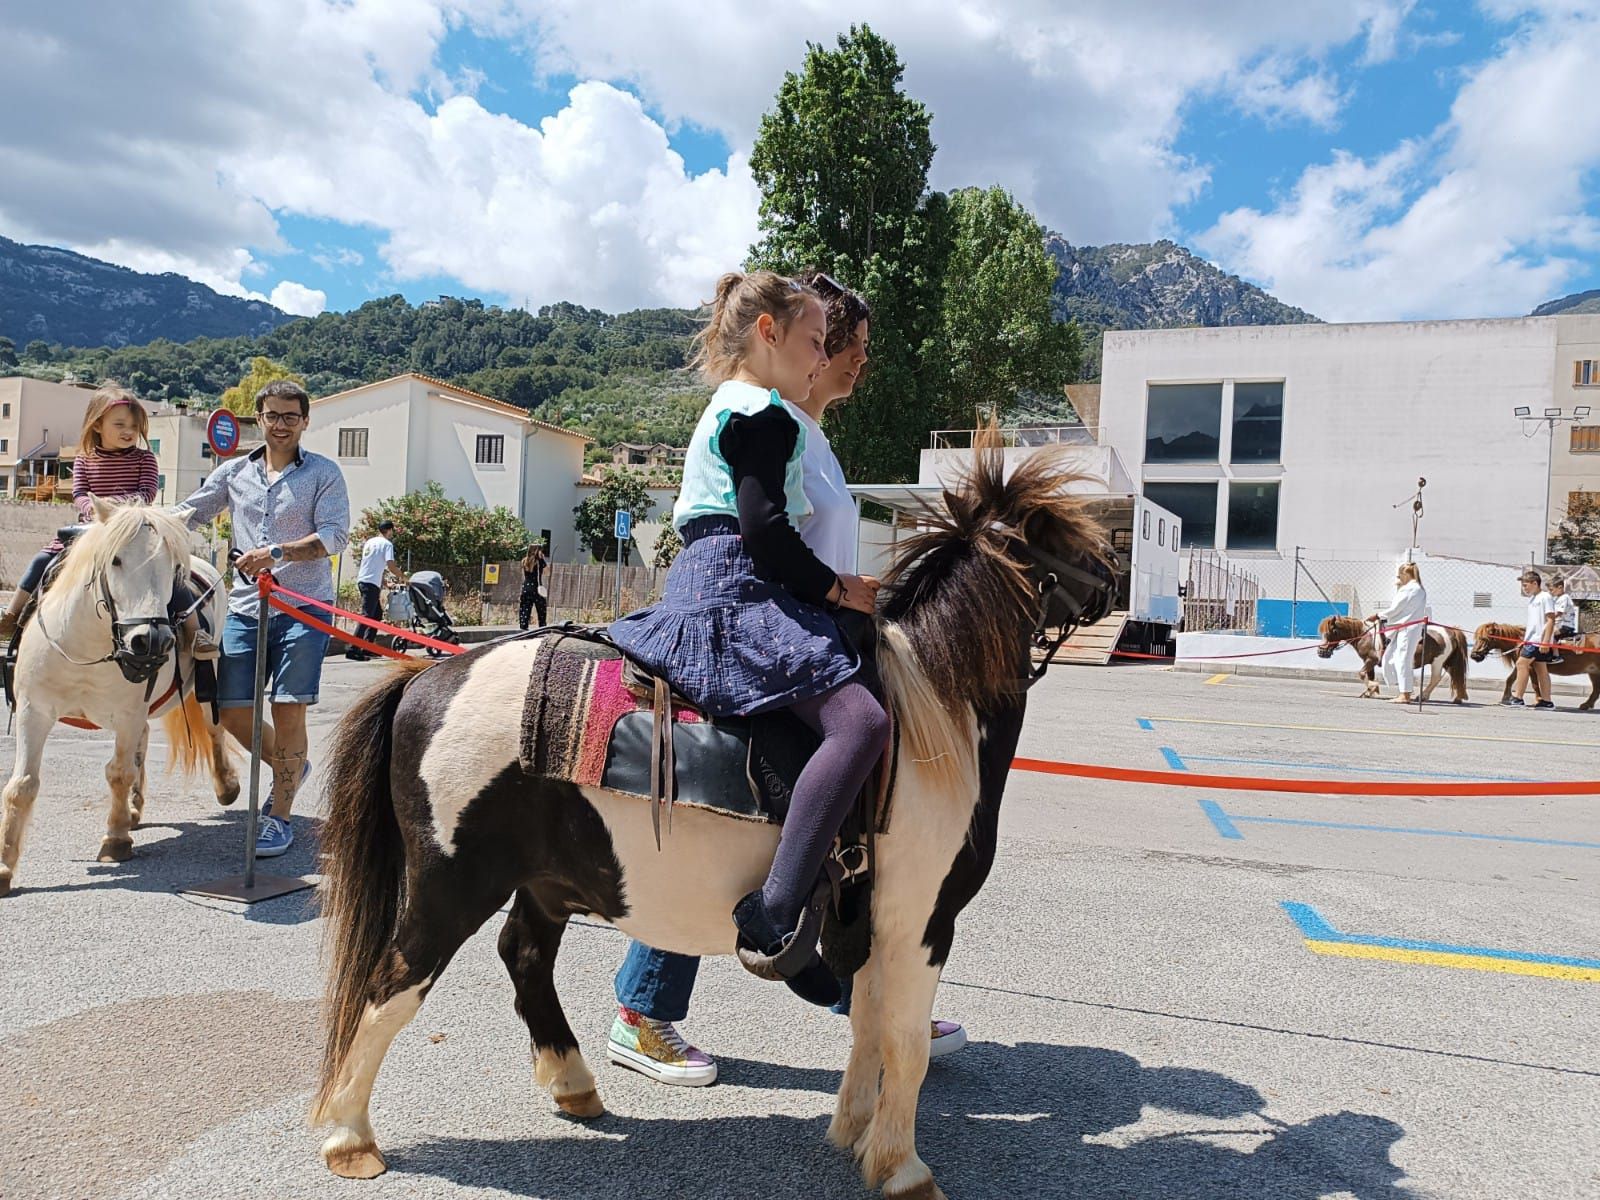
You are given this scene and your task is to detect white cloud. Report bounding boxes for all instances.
[1195,4,1600,319]
[269,281,328,317]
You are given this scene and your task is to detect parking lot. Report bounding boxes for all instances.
[1,658,1596,1199]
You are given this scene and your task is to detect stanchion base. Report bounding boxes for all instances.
[182,873,316,904]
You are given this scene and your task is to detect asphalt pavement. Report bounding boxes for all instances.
[1,658,1596,1199]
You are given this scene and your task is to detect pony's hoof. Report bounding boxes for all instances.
[324,1140,387,1179]
[96,838,134,863]
[554,1088,605,1119]
[216,779,240,806]
[0,870,12,898]
[827,1109,870,1151]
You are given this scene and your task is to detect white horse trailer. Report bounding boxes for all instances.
[849,486,1182,663]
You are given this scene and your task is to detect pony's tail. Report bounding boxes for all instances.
[877,622,979,801]
[311,661,429,1124]
[1446,628,1470,701]
[160,693,218,777]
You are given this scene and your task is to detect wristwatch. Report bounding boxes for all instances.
[269,544,285,563]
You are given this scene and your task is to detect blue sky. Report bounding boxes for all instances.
[6,1,1598,323]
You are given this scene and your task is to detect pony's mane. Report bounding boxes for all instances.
[879,426,1110,717]
[1320,615,1368,639]
[52,502,192,592]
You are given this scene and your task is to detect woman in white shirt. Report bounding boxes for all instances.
[1370,562,1428,704]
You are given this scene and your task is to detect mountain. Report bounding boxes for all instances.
[0,236,296,348]
[1045,236,1320,378]
[1532,289,1600,317]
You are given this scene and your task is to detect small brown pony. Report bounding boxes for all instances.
[1317,615,1468,702]
[1470,622,1600,707]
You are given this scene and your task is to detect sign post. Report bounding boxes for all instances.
[612,509,632,619]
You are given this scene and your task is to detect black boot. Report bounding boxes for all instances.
[732,889,842,1008]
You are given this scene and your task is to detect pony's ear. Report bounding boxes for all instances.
[88,494,114,523]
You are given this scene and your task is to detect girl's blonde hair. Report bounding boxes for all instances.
[78,383,149,458]
[689,271,819,383]
[1398,562,1422,586]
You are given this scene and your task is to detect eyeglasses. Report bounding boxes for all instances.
[259,411,304,426]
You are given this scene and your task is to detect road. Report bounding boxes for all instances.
[1,658,1596,1198]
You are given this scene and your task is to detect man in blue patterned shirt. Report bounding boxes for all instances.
[177,380,350,858]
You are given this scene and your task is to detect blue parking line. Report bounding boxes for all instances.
[1199,802,1600,848]
[1160,746,1188,771]
[1280,901,1600,970]
[1136,717,1154,731]
[1198,798,1243,839]
[1180,752,1532,783]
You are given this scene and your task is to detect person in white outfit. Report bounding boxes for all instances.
[1370,562,1428,704]
[1549,575,1578,665]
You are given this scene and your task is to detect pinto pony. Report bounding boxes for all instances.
[1316,615,1468,702]
[310,439,1111,1199]
[0,502,237,896]
[1470,622,1600,707]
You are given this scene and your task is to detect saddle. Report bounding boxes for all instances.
[517,624,891,975]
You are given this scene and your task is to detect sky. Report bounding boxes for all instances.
[3,1,1598,324]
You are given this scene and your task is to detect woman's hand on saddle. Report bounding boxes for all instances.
[828,573,880,615]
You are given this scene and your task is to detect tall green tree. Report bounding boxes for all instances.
[573,472,657,563]
[748,25,941,481]
[220,355,304,416]
[938,187,1081,423]
[0,336,17,369]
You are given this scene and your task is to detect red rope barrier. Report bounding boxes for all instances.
[264,577,465,657]
[1011,756,1600,796]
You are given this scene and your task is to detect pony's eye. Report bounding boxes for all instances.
[111,556,122,567]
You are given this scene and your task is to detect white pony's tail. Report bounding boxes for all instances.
[877,622,979,801]
[161,693,221,778]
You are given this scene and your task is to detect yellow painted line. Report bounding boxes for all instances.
[1204,673,1231,685]
[1142,714,1600,748]
[1304,939,1600,982]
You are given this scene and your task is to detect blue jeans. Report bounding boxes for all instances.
[614,942,700,1023]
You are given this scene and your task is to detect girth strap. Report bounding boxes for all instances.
[648,675,676,850]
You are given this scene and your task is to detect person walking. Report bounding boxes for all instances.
[348,520,404,661]
[1507,570,1556,709]
[1370,562,1427,704]
[606,272,963,1090]
[175,380,349,856]
[517,541,548,630]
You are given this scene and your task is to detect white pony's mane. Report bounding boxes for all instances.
[52,502,192,593]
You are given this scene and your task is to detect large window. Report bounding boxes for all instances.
[1572,427,1600,453]
[476,434,505,465]
[338,427,369,458]
[1576,359,1599,387]
[1144,482,1216,548]
[1230,382,1283,463]
[1145,384,1222,462]
[148,437,161,454]
[1227,481,1280,550]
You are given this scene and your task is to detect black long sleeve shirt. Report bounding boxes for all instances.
[718,405,839,606]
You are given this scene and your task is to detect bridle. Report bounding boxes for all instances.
[1009,538,1116,690]
[31,522,200,693]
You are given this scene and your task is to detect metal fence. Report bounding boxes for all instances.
[1183,551,1261,633]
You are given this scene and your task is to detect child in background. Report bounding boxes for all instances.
[1550,575,1578,665]
[0,384,214,658]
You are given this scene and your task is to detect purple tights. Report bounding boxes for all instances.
[760,680,891,929]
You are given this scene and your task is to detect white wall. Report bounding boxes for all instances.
[1100,317,1580,563]
[302,382,411,526]
[523,430,589,563]
[412,383,525,515]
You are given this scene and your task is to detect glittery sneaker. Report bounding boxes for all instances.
[929,1019,968,1059]
[607,1007,718,1087]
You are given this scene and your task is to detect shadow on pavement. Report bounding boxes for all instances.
[391,1042,1409,1199]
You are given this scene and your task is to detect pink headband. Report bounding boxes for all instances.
[106,396,133,407]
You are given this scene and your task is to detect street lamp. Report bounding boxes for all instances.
[1515,404,1591,558]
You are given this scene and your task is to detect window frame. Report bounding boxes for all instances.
[475,433,506,466]
[1225,480,1281,551]
[1143,481,1219,549]
[1144,383,1224,464]
[1575,359,1599,387]
[338,427,370,459]
[1571,426,1600,454]
[1229,380,1284,465]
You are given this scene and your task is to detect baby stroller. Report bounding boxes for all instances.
[390,570,461,658]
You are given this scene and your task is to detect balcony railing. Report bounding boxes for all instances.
[928,425,1098,450]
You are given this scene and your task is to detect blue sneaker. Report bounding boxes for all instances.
[255,814,294,858]
[260,760,312,820]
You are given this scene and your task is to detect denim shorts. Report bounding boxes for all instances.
[1518,643,1553,663]
[218,606,331,707]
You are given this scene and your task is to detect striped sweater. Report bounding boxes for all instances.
[42,447,160,552]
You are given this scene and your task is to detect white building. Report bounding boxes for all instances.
[145,408,263,505]
[1097,313,1600,564]
[0,375,99,496]
[299,373,590,561]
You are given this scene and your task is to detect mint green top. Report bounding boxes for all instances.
[672,380,812,531]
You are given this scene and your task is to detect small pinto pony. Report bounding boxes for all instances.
[1470,622,1600,707]
[0,502,237,896]
[310,439,1112,1200]
[1317,615,1468,702]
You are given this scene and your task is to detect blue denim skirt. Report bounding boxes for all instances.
[609,517,859,717]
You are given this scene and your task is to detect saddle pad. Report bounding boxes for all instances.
[516,632,816,821]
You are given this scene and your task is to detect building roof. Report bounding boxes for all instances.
[311,372,591,442]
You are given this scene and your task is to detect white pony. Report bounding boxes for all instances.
[0,501,237,896]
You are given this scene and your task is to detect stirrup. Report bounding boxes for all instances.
[733,868,839,982]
